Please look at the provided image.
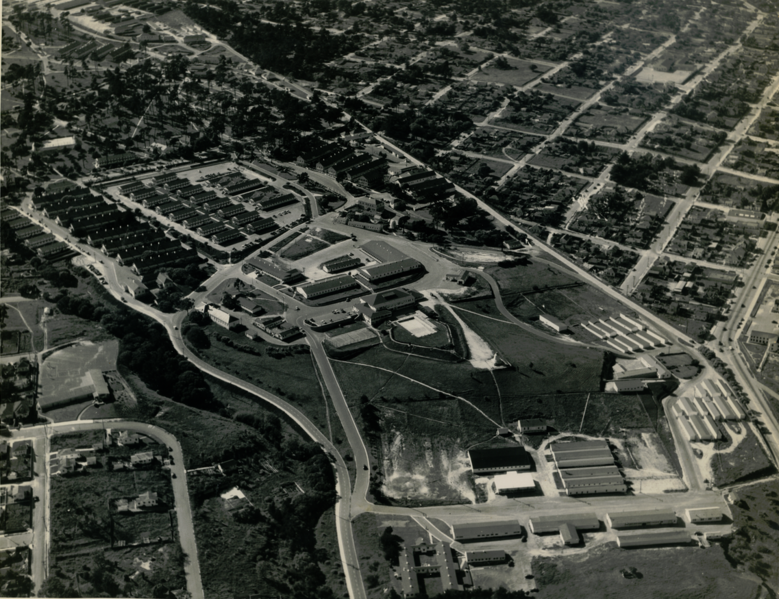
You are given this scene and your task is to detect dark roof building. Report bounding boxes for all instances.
[296,274,360,299]
[321,255,362,273]
[468,446,533,473]
[527,513,600,534]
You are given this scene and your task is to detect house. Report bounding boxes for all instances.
[467,446,533,474]
[130,452,154,466]
[37,242,70,258]
[245,217,276,234]
[135,490,158,508]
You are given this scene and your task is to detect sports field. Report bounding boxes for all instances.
[39,341,119,408]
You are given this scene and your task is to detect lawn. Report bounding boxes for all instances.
[710,424,775,487]
[279,234,330,260]
[726,480,779,589]
[471,57,552,87]
[308,227,350,244]
[532,543,762,599]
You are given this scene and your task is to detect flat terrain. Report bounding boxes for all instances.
[532,543,762,599]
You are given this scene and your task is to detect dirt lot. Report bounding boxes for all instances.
[532,543,762,599]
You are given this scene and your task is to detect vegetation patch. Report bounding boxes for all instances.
[532,543,761,599]
[710,425,775,487]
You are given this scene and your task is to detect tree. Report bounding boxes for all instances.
[186,326,210,349]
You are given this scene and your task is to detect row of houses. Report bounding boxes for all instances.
[296,143,388,187]
[3,207,72,260]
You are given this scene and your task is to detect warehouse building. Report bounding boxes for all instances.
[616,530,690,548]
[605,509,677,529]
[549,440,615,469]
[296,275,360,300]
[527,513,600,535]
[450,520,523,542]
[468,446,533,474]
[685,507,722,523]
[493,472,536,495]
[539,314,568,333]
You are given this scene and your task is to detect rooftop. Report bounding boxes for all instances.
[468,446,533,471]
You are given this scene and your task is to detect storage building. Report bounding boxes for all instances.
[296,275,360,299]
[605,509,677,529]
[616,530,690,548]
[464,550,506,565]
[450,520,523,542]
[493,472,535,494]
[685,507,722,523]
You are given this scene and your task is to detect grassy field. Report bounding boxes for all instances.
[726,480,779,590]
[308,227,350,244]
[40,341,119,408]
[47,313,113,347]
[710,425,775,487]
[279,234,330,260]
[472,57,552,87]
[485,260,636,327]
[391,319,452,349]
[532,543,762,599]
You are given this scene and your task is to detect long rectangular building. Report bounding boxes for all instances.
[468,446,533,474]
[527,513,600,535]
[560,475,627,496]
[605,509,677,529]
[296,275,360,299]
[356,258,423,284]
[616,530,690,548]
[450,520,523,542]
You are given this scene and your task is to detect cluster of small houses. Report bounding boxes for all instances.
[634,256,741,339]
[0,440,33,484]
[397,435,726,597]
[0,359,35,423]
[666,207,763,267]
[48,429,166,477]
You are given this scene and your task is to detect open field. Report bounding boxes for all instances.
[39,341,119,408]
[471,57,552,87]
[532,543,762,599]
[278,234,330,260]
[727,480,779,590]
[710,424,775,487]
